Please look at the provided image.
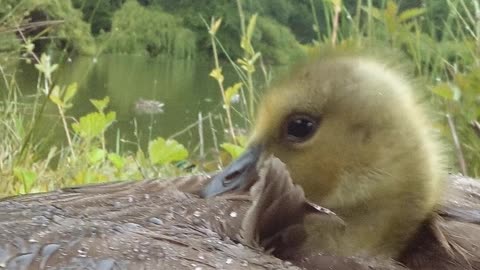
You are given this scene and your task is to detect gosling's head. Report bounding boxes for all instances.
[202,55,445,258]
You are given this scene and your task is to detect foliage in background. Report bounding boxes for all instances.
[362,0,480,176]
[0,60,192,195]
[101,0,196,58]
[3,0,472,64]
[1,0,307,63]
[71,0,125,35]
[0,0,479,198]
[0,0,95,58]
[135,0,306,64]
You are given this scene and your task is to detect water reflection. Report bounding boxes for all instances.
[13,55,242,154]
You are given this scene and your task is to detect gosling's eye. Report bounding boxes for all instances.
[284,114,319,143]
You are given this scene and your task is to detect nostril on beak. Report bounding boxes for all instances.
[201,144,264,198]
[223,170,243,187]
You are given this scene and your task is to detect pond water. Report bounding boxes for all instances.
[10,54,256,156]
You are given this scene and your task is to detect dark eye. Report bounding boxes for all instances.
[284,114,319,143]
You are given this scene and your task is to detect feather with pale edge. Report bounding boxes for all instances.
[0,158,479,270]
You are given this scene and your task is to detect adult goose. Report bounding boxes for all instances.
[2,156,374,270]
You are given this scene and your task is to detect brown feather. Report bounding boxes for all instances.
[399,175,480,270]
[1,158,479,270]
[0,157,345,270]
[0,171,299,270]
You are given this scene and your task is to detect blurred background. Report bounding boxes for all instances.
[0,0,478,196]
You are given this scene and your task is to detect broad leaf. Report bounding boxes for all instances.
[49,85,64,107]
[221,143,245,159]
[72,111,116,139]
[432,83,454,100]
[14,167,37,194]
[88,148,106,164]
[64,82,78,104]
[149,137,189,165]
[91,97,110,113]
[108,153,126,169]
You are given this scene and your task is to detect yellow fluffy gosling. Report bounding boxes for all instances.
[202,54,445,258]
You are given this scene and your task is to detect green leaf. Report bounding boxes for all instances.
[432,83,454,100]
[236,135,249,147]
[108,153,126,169]
[241,37,253,57]
[88,148,106,164]
[240,14,257,56]
[72,111,117,139]
[209,18,222,35]
[399,8,425,22]
[224,83,243,107]
[363,7,382,20]
[50,83,77,109]
[105,111,116,123]
[148,137,189,165]
[451,85,462,101]
[250,52,261,64]
[49,85,64,107]
[91,97,110,113]
[74,170,105,185]
[14,167,37,194]
[241,14,258,56]
[246,14,258,42]
[221,143,245,159]
[237,58,255,73]
[328,0,342,8]
[209,68,224,84]
[34,53,58,82]
[23,41,34,54]
[136,149,148,168]
[384,0,399,33]
[64,82,78,104]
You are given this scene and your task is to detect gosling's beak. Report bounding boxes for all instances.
[201,145,263,198]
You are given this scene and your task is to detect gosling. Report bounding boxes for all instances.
[202,54,445,259]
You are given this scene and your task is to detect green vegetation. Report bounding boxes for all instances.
[0,0,479,197]
[1,62,193,194]
[71,0,125,35]
[101,1,196,58]
[0,0,95,57]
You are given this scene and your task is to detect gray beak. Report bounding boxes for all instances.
[200,145,263,198]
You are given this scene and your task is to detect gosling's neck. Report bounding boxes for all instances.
[303,139,444,258]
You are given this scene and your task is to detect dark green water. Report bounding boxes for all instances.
[12,55,250,155]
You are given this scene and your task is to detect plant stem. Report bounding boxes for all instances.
[56,105,76,159]
[209,18,237,144]
[447,114,468,176]
[236,0,246,40]
[198,112,204,170]
[310,0,322,42]
[208,112,222,168]
[367,0,373,39]
[236,0,256,122]
[331,2,342,46]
